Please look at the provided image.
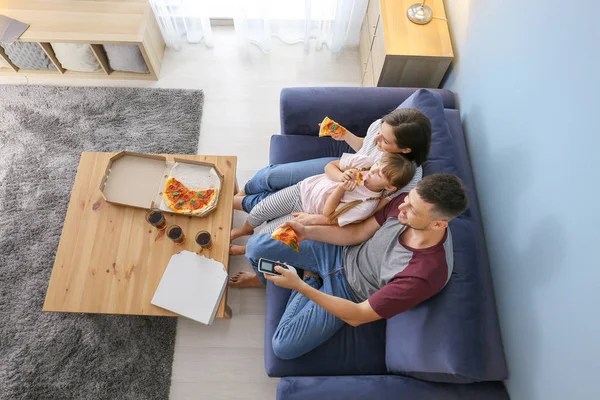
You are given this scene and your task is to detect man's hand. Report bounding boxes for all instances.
[292,212,329,226]
[279,220,308,242]
[264,265,303,290]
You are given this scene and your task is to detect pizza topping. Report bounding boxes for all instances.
[331,123,338,131]
[172,191,180,197]
[197,192,204,198]
[178,200,184,206]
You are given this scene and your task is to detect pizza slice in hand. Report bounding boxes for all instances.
[319,116,350,137]
[355,170,364,186]
[271,226,300,252]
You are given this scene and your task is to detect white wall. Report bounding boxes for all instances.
[442,1,600,399]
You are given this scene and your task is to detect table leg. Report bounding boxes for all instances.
[224,304,232,319]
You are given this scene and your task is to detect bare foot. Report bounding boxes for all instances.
[229,244,247,256]
[228,271,263,288]
[231,225,254,240]
[233,195,245,211]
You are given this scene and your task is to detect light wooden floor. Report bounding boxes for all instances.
[0,26,360,399]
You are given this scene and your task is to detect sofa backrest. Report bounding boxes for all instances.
[385,109,508,383]
[279,87,456,137]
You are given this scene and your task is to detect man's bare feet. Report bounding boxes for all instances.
[233,195,245,211]
[228,271,263,288]
[229,244,246,256]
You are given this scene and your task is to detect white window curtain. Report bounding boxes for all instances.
[233,0,368,53]
[149,0,367,53]
[149,0,214,50]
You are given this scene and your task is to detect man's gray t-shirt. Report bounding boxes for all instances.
[342,193,454,318]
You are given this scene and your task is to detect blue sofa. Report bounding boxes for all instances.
[266,87,509,399]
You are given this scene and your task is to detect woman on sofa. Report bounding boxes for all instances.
[229,108,432,257]
[235,108,431,212]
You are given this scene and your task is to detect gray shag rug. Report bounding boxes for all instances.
[0,85,203,399]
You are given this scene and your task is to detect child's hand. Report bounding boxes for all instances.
[341,169,357,182]
[340,180,357,192]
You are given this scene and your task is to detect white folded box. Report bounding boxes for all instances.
[151,251,228,325]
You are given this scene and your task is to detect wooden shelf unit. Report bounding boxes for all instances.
[0,0,165,80]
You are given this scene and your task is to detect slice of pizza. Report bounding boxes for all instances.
[271,226,300,252]
[319,116,350,137]
[355,170,364,186]
[190,188,218,214]
[163,178,191,212]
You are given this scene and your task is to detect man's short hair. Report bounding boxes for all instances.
[416,174,469,220]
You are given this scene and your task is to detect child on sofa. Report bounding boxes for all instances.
[230,152,415,241]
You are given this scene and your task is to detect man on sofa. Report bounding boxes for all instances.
[244,173,469,360]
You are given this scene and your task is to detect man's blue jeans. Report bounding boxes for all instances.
[246,233,356,360]
[242,157,338,213]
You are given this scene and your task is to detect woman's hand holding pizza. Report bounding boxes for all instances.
[329,132,347,141]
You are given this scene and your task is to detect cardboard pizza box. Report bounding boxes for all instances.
[99,151,224,217]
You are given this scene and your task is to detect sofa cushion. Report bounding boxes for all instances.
[396,89,460,174]
[279,87,456,137]
[277,376,509,400]
[384,108,508,383]
[264,282,387,377]
[269,135,354,165]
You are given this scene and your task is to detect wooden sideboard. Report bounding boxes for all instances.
[359,0,454,88]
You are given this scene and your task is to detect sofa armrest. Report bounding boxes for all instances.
[279,87,457,137]
[269,134,354,165]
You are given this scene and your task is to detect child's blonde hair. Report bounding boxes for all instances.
[379,153,416,192]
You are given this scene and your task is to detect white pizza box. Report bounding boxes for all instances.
[151,251,228,325]
[99,151,224,217]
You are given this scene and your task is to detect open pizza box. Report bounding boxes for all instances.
[99,152,224,217]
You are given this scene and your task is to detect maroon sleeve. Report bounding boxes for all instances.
[367,276,437,319]
[374,192,408,225]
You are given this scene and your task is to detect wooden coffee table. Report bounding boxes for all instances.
[43,152,238,318]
